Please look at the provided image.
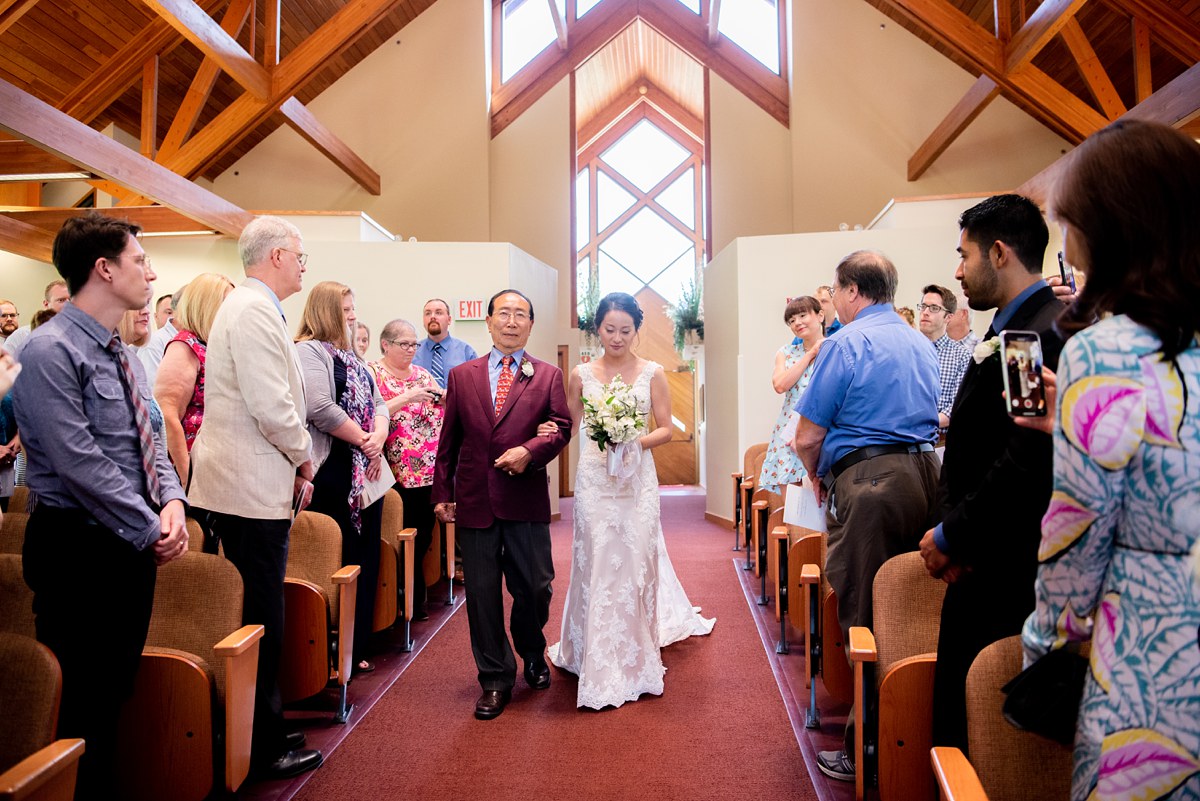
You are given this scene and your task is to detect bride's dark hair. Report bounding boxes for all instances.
[594,292,644,332]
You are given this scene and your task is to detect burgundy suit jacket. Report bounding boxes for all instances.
[431,352,571,529]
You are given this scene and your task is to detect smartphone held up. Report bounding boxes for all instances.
[1000,330,1047,417]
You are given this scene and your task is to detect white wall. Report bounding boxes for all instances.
[789,0,1069,234]
[209,0,492,243]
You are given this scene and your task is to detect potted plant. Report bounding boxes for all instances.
[577,276,600,356]
[667,276,704,356]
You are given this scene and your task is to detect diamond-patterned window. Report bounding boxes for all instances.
[600,119,689,192]
[656,167,695,228]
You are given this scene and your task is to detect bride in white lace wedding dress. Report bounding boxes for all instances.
[547,293,714,710]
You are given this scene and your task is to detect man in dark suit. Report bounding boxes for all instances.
[433,289,571,720]
[918,194,1066,752]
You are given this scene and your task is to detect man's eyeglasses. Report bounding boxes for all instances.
[917,303,947,314]
[279,248,308,267]
[387,339,419,350]
[493,310,529,323]
[0,313,18,319]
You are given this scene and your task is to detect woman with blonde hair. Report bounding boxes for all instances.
[155,272,235,485]
[297,281,389,673]
[117,303,151,350]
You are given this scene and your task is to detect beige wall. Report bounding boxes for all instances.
[209,0,491,243]
[790,0,1069,234]
[709,73,794,256]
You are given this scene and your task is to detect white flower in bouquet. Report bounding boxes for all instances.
[581,377,645,452]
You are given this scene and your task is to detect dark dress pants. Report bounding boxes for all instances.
[458,518,554,692]
[23,505,157,801]
[201,510,291,766]
[395,483,434,608]
[932,571,1035,752]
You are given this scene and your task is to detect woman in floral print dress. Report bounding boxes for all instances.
[369,318,445,619]
[1021,120,1200,801]
[758,296,824,494]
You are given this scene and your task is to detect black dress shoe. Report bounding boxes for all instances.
[524,657,551,690]
[474,689,511,720]
[257,748,323,780]
[284,731,306,751]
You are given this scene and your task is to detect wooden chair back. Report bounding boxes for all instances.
[0,633,61,773]
[0,510,26,555]
[143,550,244,703]
[872,551,947,801]
[374,490,403,631]
[0,555,35,638]
[9,487,28,513]
[965,637,1072,801]
[743,442,768,479]
[287,511,345,620]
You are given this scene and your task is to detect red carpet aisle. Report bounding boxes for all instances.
[291,490,815,801]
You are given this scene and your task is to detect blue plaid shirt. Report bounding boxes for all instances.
[930,333,971,419]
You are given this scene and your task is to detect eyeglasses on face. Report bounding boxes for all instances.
[278,248,308,267]
[917,303,947,314]
[0,313,17,319]
[493,310,529,323]
[387,339,419,350]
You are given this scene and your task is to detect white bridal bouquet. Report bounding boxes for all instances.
[581,377,645,478]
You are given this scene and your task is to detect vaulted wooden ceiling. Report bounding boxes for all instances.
[0,0,1197,263]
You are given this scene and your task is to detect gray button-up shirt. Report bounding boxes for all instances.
[13,302,186,550]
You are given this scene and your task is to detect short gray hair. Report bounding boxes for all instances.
[239,215,301,269]
[834,250,898,304]
[380,318,416,342]
[956,294,972,322]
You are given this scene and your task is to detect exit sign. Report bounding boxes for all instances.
[457,299,485,320]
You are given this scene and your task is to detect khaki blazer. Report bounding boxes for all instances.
[189,281,311,519]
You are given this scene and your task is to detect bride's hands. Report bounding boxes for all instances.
[536,420,558,437]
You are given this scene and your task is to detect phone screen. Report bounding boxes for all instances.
[999,330,1047,417]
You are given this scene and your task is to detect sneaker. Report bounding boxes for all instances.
[816,749,855,782]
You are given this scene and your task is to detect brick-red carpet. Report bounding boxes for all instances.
[291,491,814,800]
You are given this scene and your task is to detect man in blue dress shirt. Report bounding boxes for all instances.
[14,212,188,798]
[794,250,941,782]
[412,298,477,389]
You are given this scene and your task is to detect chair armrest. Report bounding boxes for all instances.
[216,625,264,793]
[930,747,989,801]
[397,527,416,621]
[800,564,820,584]
[444,522,455,581]
[848,626,877,662]
[0,738,85,801]
[212,624,265,658]
[731,472,743,480]
[335,569,359,686]
[740,479,754,490]
[332,565,361,585]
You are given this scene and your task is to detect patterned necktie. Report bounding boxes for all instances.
[494,355,514,417]
[431,342,446,387]
[108,335,162,506]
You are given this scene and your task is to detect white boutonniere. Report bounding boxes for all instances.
[520,359,535,379]
[973,337,1001,364]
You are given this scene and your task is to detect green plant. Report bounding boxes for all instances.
[577,275,600,341]
[667,275,704,353]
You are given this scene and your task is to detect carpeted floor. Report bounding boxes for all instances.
[289,491,815,800]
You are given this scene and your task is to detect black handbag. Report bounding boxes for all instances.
[1000,647,1089,746]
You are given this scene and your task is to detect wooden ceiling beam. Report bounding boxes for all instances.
[159,0,255,160]
[4,206,216,235]
[279,98,381,195]
[1005,0,1089,74]
[0,213,54,263]
[56,0,225,125]
[1008,63,1109,136]
[707,0,721,44]
[0,78,254,237]
[0,0,39,38]
[141,56,159,159]
[875,0,1002,72]
[908,75,1000,180]
[1132,17,1152,103]
[1110,0,1200,65]
[141,0,271,100]
[165,0,413,180]
[0,140,86,176]
[264,0,281,66]
[1019,60,1200,205]
[1060,17,1126,119]
[994,0,1011,41]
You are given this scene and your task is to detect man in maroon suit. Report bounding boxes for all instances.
[433,289,571,720]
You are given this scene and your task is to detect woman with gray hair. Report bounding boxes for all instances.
[369,318,445,620]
